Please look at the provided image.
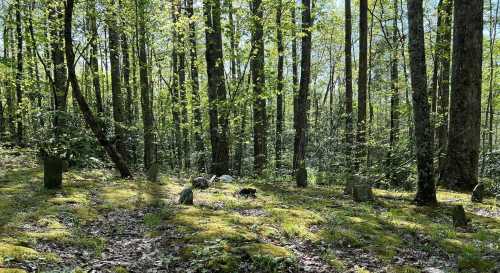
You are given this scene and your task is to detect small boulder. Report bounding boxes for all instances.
[44,156,63,189]
[238,188,256,198]
[452,205,468,227]
[352,183,374,202]
[179,188,194,205]
[146,163,160,182]
[219,175,234,183]
[471,183,484,203]
[192,176,210,189]
[343,174,367,195]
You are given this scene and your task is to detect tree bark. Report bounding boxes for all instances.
[356,0,368,169]
[171,0,183,166]
[291,2,299,171]
[251,0,267,175]
[87,0,104,114]
[15,0,23,146]
[389,0,400,184]
[435,0,453,177]
[275,0,284,171]
[107,4,128,161]
[441,0,483,191]
[407,0,436,205]
[344,0,353,166]
[64,0,132,178]
[187,0,206,172]
[203,0,230,175]
[295,0,312,187]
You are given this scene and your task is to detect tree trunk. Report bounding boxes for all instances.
[275,0,284,171]
[295,0,312,187]
[122,32,133,125]
[251,0,267,175]
[344,0,353,166]
[87,0,104,114]
[436,0,453,177]
[356,0,368,169]
[107,5,128,161]
[441,0,483,191]
[407,0,436,205]
[171,0,183,167]
[15,0,23,146]
[389,0,400,184]
[64,0,132,178]
[291,2,299,171]
[203,0,230,175]
[187,0,206,172]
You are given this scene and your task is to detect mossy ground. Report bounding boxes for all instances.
[0,148,499,272]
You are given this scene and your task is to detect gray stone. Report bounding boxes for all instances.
[352,183,374,202]
[146,163,160,182]
[452,205,468,227]
[219,175,234,183]
[179,188,193,205]
[471,183,484,203]
[423,267,445,273]
[192,176,210,189]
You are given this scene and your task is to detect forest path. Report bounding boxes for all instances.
[1,147,499,273]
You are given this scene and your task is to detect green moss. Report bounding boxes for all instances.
[387,265,420,273]
[0,243,40,264]
[269,208,324,239]
[240,243,292,258]
[111,266,129,273]
[0,269,28,273]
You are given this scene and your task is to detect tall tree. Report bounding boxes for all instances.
[15,0,23,145]
[275,0,284,171]
[291,0,299,171]
[294,0,312,187]
[435,0,453,177]
[356,0,368,168]
[48,0,68,138]
[177,0,190,169]
[87,0,104,114]
[203,0,230,175]
[171,0,183,166]
[107,1,128,161]
[251,0,267,174]
[64,0,131,178]
[388,0,400,183]
[137,0,156,171]
[187,0,205,171]
[407,0,436,205]
[121,31,133,124]
[344,0,353,166]
[441,0,483,191]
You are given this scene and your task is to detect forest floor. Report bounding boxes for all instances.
[0,147,499,273]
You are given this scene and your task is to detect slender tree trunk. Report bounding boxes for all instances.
[187,0,205,172]
[356,0,368,169]
[87,0,104,114]
[107,5,128,161]
[345,0,353,166]
[204,0,230,175]
[64,0,131,178]
[171,0,182,167]
[251,0,267,175]
[294,0,312,187]
[122,32,133,125]
[291,1,299,171]
[486,0,498,153]
[441,0,483,191]
[137,0,155,171]
[407,0,436,205]
[436,0,453,177]
[275,0,284,171]
[389,0,400,184]
[15,0,23,146]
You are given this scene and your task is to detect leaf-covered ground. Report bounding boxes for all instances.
[1,147,499,273]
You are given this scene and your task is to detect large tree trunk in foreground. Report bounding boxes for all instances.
[251,0,267,175]
[441,0,483,191]
[204,0,230,175]
[64,0,131,178]
[294,0,312,187]
[407,0,436,205]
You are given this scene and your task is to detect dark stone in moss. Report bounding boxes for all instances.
[179,188,193,205]
[44,156,63,189]
[238,188,256,198]
[146,163,159,182]
[452,205,468,227]
[471,183,484,203]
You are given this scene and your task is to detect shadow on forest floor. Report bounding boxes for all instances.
[0,147,499,273]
